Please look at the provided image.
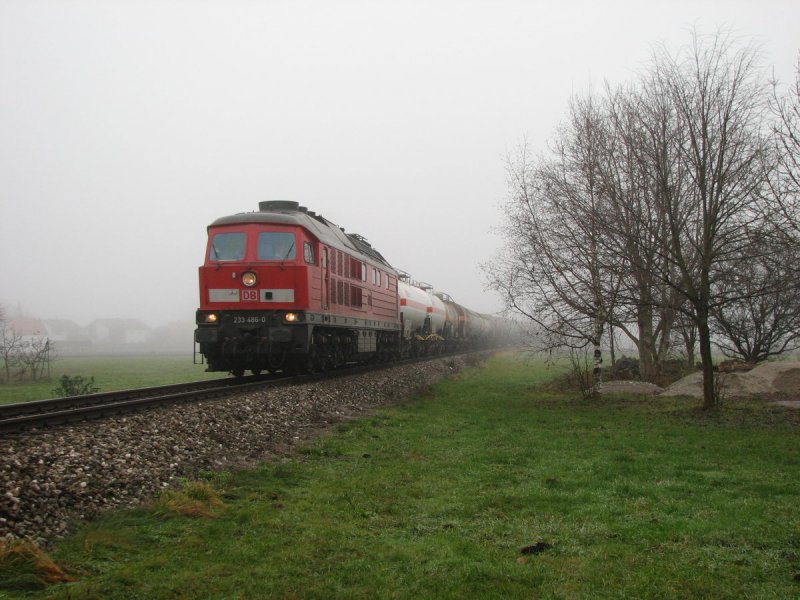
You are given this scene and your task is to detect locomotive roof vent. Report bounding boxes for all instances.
[259,200,299,212]
[350,233,372,247]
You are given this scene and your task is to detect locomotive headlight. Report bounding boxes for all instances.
[284,312,301,323]
[241,271,257,287]
[204,313,218,324]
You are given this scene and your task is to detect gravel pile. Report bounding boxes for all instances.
[660,360,800,399]
[0,355,482,546]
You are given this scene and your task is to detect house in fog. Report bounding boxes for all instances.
[85,318,151,350]
[42,319,91,354]
[8,318,49,343]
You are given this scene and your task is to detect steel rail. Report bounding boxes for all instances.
[0,376,291,434]
[0,350,485,434]
[0,376,267,419]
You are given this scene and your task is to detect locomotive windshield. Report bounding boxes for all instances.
[209,232,246,261]
[258,232,296,260]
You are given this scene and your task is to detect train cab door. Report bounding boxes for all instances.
[322,246,330,312]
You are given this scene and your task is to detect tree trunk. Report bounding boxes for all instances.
[637,306,660,383]
[685,337,695,368]
[608,323,616,367]
[638,344,657,382]
[696,307,717,409]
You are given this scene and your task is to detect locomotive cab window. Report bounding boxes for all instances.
[258,232,296,261]
[303,242,315,264]
[209,232,246,261]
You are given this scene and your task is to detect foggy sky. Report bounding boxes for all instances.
[1,0,799,327]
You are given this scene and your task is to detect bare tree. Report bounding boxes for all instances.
[490,107,621,395]
[0,320,23,383]
[15,337,55,381]
[491,31,794,408]
[648,30,771,408]
[0,307,56,382]
[491,89,685,387]
[765,56,800,310]
[673,308,698,368]
[769,56,800,233]
[710,235,800,362]
[592,83,687,383]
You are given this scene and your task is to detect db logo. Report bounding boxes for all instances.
[241,289,259,302]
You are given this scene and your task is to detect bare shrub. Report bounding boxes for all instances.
[546,349,599,400]
[52,375,99,397]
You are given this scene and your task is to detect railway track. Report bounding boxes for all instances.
[0,352,475,434]
[0,374,293,434]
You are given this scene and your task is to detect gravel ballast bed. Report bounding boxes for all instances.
[1,355,483,545]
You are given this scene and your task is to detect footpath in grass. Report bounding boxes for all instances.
[5,353,800,599]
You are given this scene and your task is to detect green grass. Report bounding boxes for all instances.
[0,355,221,404]
[5,353,800,599]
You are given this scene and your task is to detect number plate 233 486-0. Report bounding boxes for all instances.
[232,315,269,325]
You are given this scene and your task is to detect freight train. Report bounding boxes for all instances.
[194,201,508,376]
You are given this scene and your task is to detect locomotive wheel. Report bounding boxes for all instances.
[316,348,326,372]
[305,347,320,374]
[284,362,298,376]
[232,367,245,378]
[334,348,344,368]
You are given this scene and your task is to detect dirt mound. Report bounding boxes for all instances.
[599,380,664,396]
[754,364,800,394]
[660,361,800,399]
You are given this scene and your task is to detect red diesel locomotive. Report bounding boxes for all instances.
[194,201,505,376]
[195,201,401,376]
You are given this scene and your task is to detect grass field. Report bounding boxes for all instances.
[3,353,800,599]
[0,355,221,405]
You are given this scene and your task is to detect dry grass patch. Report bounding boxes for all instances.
[155,480,225,518]
[0,538,75,591]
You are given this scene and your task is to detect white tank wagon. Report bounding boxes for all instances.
[436,293,516,349]
[462,308,491,343]
[397,277,513,353]
[396,279,445,333]
[397,281,426,335]
[435,292,461,340]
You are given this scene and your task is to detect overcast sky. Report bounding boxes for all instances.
[1,0,798,327]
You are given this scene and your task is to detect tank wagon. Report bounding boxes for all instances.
[195,201,505,375]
